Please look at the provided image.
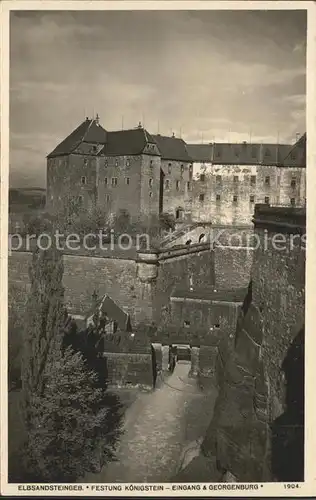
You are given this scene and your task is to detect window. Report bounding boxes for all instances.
[265,176,270,186]
[168,163,172,174]
[150,160,153,166]
[125,177,130,185]
[111,177,118,187]
[233,175,239,183]
[200,174,205,182]
[81,176,86,185]
[115,159,119,167]
[105,194,110,203]
[165,179,170,190]
[216,175,222,183]
[126,159,130,167]
[149,191,153,198]
[104,177,108,185]
[290,198,296,206]
[250,175,256,185]
[291,177,297,188]
[233,195,238,203]
[83,158,88,165]
[176,208,184,220]
[199,194,205,202]
[250,195,255,203]
[176,180,180,191]
[216,194,221,201]
[187,181,191,191]
[265,196,270,204]
[189,165,193,179]
[184,320,190,328]
[181,164,184,174]
[149,178,153,188]
[78,195,83,204]
[104,159,108,167]
[214,323,220,329]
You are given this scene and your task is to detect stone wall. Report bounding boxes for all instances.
[47,154,98,214]
[96,154,142,220]
[160,158,192,218]
[175,206,305,482]
[214,246,254,290]
[104,351,154,389]
[8,243,216,329]
[190,161,306,225]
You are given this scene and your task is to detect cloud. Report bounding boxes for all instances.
[9,10,307,187]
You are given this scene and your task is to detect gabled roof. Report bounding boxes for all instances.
[282,133,306,167]
[186,144,212,163]
[47,118,107,158]
[86,293,131,332]
[152,134,192,162]
[104,128,159,156]
[187,142,300,166]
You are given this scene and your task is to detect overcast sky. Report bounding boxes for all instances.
[10,9,306,188]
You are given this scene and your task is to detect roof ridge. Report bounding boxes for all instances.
[81,118,94,143]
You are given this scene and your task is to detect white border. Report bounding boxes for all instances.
[1,1,316,496]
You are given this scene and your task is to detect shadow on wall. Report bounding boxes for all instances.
[271,326,304,482]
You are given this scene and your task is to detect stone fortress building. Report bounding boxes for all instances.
[46,116,306,226]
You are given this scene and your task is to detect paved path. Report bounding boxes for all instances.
[85,361,211,483]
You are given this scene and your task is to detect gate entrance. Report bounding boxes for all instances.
[168,344,191,372]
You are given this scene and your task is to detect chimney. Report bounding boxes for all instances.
[172,132,175,138]
[137,121,142,129]
[95,113,100,125]
[296,132,300,143]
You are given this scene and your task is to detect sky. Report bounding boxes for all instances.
[10,9,306,188]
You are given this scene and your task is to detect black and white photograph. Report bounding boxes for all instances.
[1,1,315,495]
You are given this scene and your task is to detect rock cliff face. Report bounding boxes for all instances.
[175,206,305,482]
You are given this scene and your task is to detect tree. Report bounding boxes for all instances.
[23,347,119,482]
[21,246,122,481]
[22,247,65,414]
